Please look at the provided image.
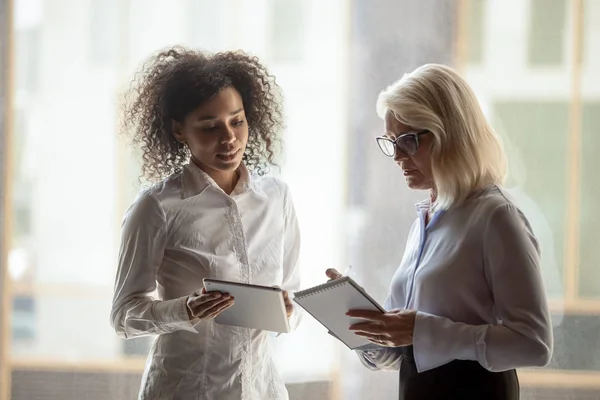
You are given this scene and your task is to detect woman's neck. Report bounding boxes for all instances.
[212,169,240,195]
[429,189,437,204]
[191,158,240,195]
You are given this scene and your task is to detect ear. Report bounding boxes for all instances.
[171,120,185,143]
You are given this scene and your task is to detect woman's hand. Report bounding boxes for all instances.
[282,290,294,319]
[186,288,235,321]
[346,309,417,347]
[325,268,343,281]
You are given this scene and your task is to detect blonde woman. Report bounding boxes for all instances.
[327,64,552,399]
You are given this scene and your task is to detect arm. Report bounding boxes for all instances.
[355,294,402,371]
[110,191,197,338]
[412,203,553,372]
[357,347,402,371]
[281,184,302,331]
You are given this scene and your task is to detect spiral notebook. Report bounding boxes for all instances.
[293,277,386,350]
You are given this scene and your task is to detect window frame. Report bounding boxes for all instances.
[0,0,15,399]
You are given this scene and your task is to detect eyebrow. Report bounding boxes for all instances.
[197,108,244,121]
[390,130,419,137]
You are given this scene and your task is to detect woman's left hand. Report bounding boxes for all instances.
[347,309,417,347]
[282,290,294,319]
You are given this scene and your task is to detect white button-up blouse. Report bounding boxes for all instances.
[110,162,301,400]
[359,185,553,373]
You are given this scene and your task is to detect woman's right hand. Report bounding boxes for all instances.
[325,268,343,281]
[186,288,235,321]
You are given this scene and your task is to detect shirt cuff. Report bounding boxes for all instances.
[153,296,198,333]
[288,306,302,331]
[359,350,379,369]
[412,311,478,372]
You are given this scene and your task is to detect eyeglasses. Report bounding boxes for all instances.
[375,130,430,157]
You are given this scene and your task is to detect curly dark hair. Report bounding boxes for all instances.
[121,46,284,182]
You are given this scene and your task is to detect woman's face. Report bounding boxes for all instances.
[173,86,249,176]
[384,110,434,191]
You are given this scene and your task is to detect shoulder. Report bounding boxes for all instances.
[465,185,524,217]
[126,173,183,220]
[250,173,293,201]
[469,185,535,239]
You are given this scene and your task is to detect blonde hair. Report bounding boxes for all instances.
[376,64,507,210]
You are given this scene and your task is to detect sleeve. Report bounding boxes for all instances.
[412,203,553,372]
[356,348,402,371]
[355,294,402,370]
[281,183,303,331]
[110,191,197,338]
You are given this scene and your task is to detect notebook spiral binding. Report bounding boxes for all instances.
[294,277,350,298]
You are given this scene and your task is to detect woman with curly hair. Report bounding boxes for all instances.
[110,46,301,400]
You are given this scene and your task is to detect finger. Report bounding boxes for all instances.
[282,290,289,299]
[201,287,207,294]
[325,268,343,280]
[366,337,391,347]
[196,292,231,305]
[194,291,222,301]
[346,310,386,321]
[353,331,387,342]
[189,294,221,308]
[190,296,232,312]
[349,322,386,334]
[187,293,220,311]
[205,300,235,319]
[195,298,235,319]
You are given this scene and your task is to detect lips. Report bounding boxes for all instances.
[219,149,238,156]
[216,148,240,162]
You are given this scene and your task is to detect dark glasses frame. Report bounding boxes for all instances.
[375,130,430,157]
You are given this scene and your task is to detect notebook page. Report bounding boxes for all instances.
[294,278,384,349]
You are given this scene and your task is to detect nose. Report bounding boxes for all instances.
[393,148,409,163]
[220,126,236,144]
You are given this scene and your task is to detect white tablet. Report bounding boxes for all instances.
[203,278,290,333]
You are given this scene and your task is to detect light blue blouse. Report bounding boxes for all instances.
[359,185,553,373]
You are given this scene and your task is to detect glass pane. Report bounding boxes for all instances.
[11,293,117,360]
[578,102,600,298]
[582,0,600,66]
[467,0,486,64]
[527,0,567,66]
[493,102,569,299]
[546,313,600,370]
[268,0,305,63]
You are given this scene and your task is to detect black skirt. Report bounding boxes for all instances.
[399,346,520,400]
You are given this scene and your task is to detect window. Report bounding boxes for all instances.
[15,28,40,93]
[582,0,600,66]
[11,295,36,341]
[121,337,153,357]
[549,313,600,371]
[187,0,224,50]
[527,0,567,66]
[578,102,600,298]
[493,102,569,299]
[268,0,305,63]
[12,110,32,240]
[4,0,600,398]
[467,0,486,65]
[89,0,119,66]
